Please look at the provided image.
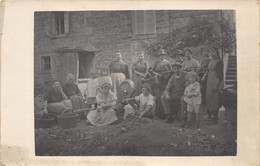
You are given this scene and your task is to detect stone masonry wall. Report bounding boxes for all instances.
[34,10,220,96]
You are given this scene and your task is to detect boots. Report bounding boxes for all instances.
[166,114,173,123]
[185,112,192,128]
[207,110,219,125]
[195,113,200,128]
[184,121,191,128]
[195,120,200,128]
[180,116,187,128]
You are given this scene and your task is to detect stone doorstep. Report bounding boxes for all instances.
[226,68,237,72]
[225,76,237,80]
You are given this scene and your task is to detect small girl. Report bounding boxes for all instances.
[123,83,155,119]
[183,71,202,128]
[97,67,111,94]
[85,70,98,105]
[100,66,110,77]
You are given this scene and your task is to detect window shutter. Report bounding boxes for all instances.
[132,12,136,35]
[145,11,156,34]
[64,12,70,34]
[136,11,145,34]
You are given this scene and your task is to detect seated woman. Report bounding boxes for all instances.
[124,83,155,119]
[63,73,85,110]
[43,80,72,116]
[86,77,118,126]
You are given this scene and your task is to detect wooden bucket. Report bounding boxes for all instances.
[57,109,79,129]
[35,113,56,129]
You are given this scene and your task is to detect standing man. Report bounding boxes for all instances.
[152,48,172,96]
[109,52,130,98]
[152,49,172,78]
[172,49,185,64]
[161,62,187,123]
[132,52,148,95]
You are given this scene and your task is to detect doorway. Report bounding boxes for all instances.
[78,52,95,79]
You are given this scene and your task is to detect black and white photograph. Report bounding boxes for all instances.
[33,10,238,156]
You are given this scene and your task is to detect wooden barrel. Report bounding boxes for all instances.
[119,79,135,100]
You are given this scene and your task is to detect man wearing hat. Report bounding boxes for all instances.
[161,62,187,123]
[152,49,172,78]
[172,49,185,64]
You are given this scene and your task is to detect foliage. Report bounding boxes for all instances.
[143,15,236,57]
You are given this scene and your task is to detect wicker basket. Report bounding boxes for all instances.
[35,113,56,129]
[57,109,79,129]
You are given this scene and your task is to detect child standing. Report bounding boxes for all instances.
[124,83,155,119]
[85,70,98,105]
[183,71,202,128]
[97,67,111,94]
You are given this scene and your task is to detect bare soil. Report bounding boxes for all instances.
[35,106,236,156]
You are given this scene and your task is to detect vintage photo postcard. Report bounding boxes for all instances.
[1,0,259,166]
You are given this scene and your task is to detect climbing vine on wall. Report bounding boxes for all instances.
[143,16,236,57]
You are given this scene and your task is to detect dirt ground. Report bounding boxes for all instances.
[35,105,236,156]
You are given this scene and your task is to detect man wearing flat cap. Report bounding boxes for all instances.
[161,62,187,123]
[152,49,172,78]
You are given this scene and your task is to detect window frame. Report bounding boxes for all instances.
[51,12,69,37]
[41,56,52,71]
[54,12,65,35]
[133,10,156,35]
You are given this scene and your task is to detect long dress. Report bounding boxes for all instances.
[63,83,85,110]
[109,60,130,98]
[86,78,98,104]
[44,88,72,116]
[132,60,148,95]
[206,59,223,111]
[87,91,118,126]
[198,58,211,104]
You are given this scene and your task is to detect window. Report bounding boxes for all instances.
[53,12,69,35]
[54,12,65,34]
[133,11,156,35]
[41,56,51,71]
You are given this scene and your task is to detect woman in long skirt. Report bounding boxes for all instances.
[109,53,130,98]
[132,52,148,95]
[206,48,224,124]
[63,73,85,110]
[43,80,72,116]
[87,77,118,126]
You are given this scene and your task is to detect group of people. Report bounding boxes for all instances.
[39,47,224,128]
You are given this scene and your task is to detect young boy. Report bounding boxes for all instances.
[183,71,202,128]
[123,83,155,119]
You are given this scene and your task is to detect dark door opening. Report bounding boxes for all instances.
[79,52,95,79]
